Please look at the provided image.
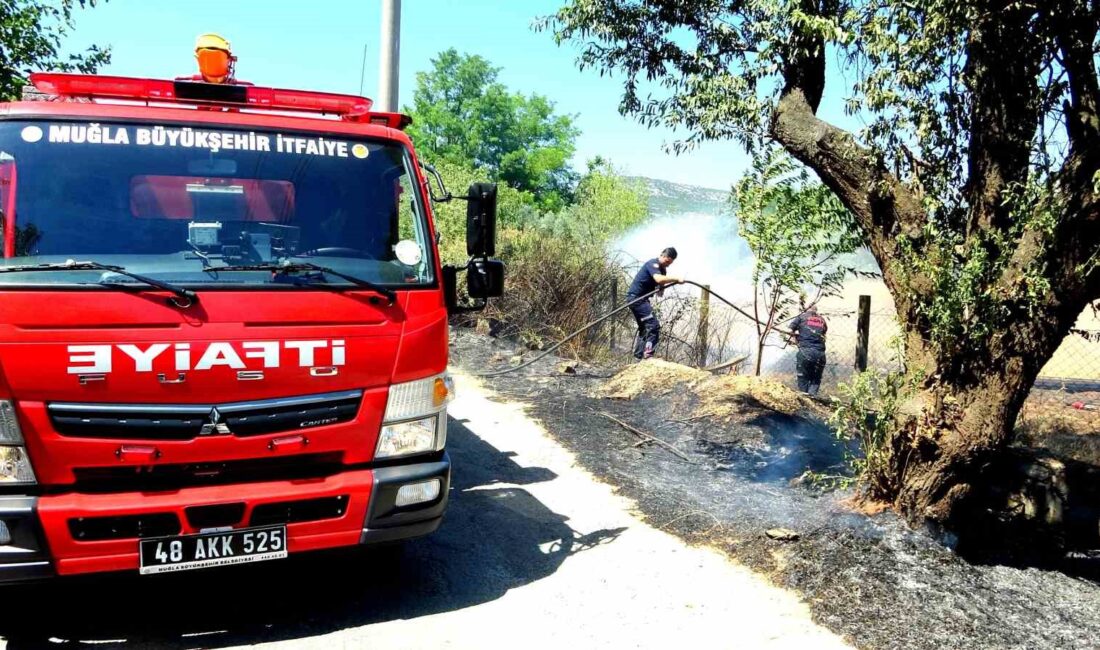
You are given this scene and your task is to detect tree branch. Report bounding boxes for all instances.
[1051,0,1100,154]
[963,2,1044,236]
[768,1,929,317]
[1036,1,1100,304]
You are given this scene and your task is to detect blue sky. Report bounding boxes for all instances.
[62,0,838,191]
[62,0,752,190]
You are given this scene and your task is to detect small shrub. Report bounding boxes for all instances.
[485,227,625,357]
[429,156,647,361]
[827,367,916,498]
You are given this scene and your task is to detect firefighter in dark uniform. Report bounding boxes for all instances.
[626,247,683,360]
[788,303,828,395]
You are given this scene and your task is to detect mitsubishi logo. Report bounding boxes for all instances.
[199,407,232,436]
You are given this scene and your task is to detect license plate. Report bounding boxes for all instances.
[139,525,287,575]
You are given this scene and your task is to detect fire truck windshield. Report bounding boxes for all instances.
[0,120,434,289]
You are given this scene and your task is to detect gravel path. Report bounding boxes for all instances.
[0,366,847,650]
[450,331,1100,650]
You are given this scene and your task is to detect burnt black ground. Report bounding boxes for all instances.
[452,330,1100,650]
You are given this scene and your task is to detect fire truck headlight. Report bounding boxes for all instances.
[382,373,453,422]
[0,447,35,485]
[376,374,451,459]
[0,401,23,445]
[0,401,35,485]
[376,416,438,459]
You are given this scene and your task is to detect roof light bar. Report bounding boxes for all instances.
[29,73,375,119]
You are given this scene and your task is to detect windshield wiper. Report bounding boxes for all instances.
[0,260,198,306]
[208,261,397,304]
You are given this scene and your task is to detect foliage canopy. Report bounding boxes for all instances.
[0,0,111,101]
[406,49,580,211]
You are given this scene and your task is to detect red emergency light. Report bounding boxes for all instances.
[29,73,378,121]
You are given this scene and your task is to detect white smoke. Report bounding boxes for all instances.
[610,211,801,371]
[612,211,756,301]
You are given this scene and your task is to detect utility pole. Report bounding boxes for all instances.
[378,0,401,112]
[359,43,368,96]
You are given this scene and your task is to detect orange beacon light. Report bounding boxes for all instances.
[195,33,235,84]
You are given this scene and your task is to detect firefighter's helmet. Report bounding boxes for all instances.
[194,33,235,83]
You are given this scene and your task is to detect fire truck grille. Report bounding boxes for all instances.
[69,512,181,541]
[71,452,344,492]
[185,502,246,529]
[250,495,350,526]
[47,390,363,440]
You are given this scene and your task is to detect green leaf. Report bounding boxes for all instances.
[0,0,112,101]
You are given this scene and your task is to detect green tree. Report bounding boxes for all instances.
[573,158,649,238]
[534,158,649,242]
[544,0,1100,531]
[0,0,111,101]
[406,49,580,210]
[734,146,863,375]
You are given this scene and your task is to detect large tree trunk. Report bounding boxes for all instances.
[768,0,1100,533]
[869,274,1090,528]
[881,355,1037,525]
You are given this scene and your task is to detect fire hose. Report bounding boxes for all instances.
[474,280,793,378]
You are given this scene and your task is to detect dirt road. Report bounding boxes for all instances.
[0,371,847,649]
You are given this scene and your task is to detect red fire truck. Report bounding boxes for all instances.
[0,35,502,580]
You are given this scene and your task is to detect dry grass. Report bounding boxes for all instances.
[1016,394,1100,464]
[1018,405,1099,439]
[483,227,626,356]
[700,374,822,420]
[594,358,827,423]
[837,494,892,516]
[594,359,709,400]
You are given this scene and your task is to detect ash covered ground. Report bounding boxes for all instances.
[450,330,1100,650]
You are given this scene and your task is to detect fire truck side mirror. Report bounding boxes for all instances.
[467,259,505,300]
[465,182,497,258]
[442,259,505,314]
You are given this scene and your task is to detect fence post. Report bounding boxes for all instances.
[610,276,618,351]
[697,285,711,367]
[855,294,871,372]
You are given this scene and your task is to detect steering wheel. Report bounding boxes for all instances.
[299,247,372,259]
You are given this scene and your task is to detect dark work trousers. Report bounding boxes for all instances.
[628,298,660,360]
[796,348,826,395]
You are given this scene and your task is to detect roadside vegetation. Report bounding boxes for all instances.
[546,0,1100,544]
[405,50,649,354]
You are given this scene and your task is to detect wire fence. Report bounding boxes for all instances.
[596,279,900,384]
[1019,330,1100,439]
[588,277,1100,436]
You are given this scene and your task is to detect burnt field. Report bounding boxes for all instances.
[451,330,1100,650]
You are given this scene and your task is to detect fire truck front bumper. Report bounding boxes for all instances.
[361,456,451,543]
[0,454,450,583]
[0,496,54,582]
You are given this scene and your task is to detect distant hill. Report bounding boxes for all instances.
[630,177,730,216]
[627,175,879,274]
